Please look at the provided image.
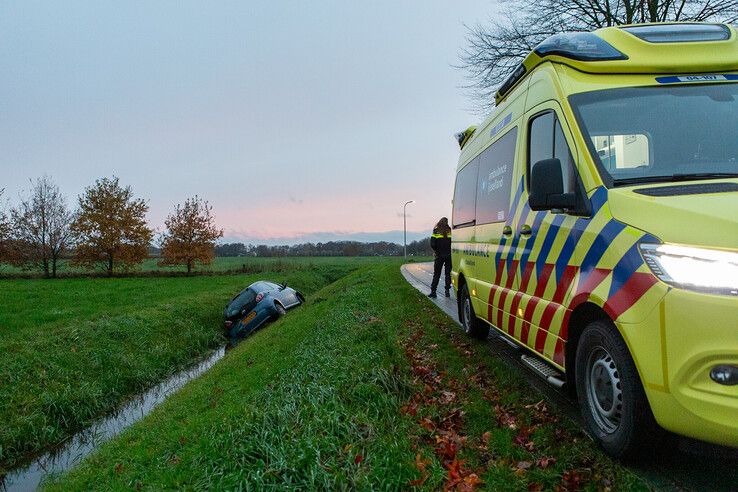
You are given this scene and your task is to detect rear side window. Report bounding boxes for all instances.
[528,111,576,193]
[476,128,517,224]
[452,158,479,228]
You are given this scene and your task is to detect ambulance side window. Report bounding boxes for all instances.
[528,111,576,194]
[452,158,479,228]
[554,121,577,193]
[476,127,517,225]
[528,113,554,175]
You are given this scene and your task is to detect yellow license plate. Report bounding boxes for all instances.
[241,312,257,325]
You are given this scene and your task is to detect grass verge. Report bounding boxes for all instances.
[45,262,648,490]
[0,256,424,279]
[0,259,360,473]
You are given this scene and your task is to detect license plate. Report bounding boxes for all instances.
[656,74,738,84]
[241,312,257,325]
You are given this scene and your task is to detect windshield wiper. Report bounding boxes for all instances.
[614,172,738,186]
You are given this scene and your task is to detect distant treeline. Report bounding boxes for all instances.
[212,238,433,257]
[0,176,221,277]
[1,175,434,280]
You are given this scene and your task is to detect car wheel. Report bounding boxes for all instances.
[296,292,305,304]
[459,284,489,340]
[575,319,659,459]
[273,303,287,320]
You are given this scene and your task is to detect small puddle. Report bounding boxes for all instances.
[1,346,226,492]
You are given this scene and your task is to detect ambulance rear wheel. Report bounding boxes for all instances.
[575,319,658,459]
[459,284,489,340]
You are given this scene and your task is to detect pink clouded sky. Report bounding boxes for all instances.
[1,1,501,244]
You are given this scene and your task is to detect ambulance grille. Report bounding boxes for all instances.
[634,182,738,197]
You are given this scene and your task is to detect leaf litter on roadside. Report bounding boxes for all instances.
[400,323,484,490]
[398,307,621,491]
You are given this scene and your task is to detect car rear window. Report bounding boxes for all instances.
[229,288,256,310]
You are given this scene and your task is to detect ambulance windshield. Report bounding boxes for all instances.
[569,82,738,186]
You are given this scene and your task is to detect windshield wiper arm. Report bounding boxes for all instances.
[614,175,678,185]
[670,172,738,181]
[614,172,738,186]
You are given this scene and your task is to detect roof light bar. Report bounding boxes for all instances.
[622,23,731,43]
[496,64,526,101]
[534,32,627,61]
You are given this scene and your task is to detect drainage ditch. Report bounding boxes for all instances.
[1,346,226,492]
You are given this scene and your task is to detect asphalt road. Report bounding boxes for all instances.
[401,262,738,492]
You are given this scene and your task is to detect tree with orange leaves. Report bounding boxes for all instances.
[159,196,223,274]
[71,177,152,275]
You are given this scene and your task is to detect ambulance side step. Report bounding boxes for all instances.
[496,331,522,350]
[520,354,566,388]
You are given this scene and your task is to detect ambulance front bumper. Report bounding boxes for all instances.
[645,288,738,448]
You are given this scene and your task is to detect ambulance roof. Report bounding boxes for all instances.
[495,23,738,105]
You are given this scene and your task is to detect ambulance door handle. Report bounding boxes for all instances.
[520,224,532,236]
[502,225,513,236]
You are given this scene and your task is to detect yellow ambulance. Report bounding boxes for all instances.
[451,23,738,457]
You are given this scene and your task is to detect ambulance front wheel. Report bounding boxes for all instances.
[459,284,489,340]
[575,319,659,459]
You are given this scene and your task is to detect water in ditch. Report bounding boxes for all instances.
[0,346,226,492]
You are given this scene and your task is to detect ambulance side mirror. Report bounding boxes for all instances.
[529,158,577,211]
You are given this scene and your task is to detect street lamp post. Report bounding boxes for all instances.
[403,200,414,260]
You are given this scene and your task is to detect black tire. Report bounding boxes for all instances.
[575,319,660,459]
[273,303,287,320]
[459,284,489,340]
[296,292,305,304]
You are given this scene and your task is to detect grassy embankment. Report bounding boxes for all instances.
[0,257,366,474]
[0,256,430,277]
[47,262,649,490]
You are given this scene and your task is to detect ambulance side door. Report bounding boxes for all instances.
[510,102,581,362]
[473,126,523,329]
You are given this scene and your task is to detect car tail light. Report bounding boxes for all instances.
[256,292,265,302]
[224,320,233,329]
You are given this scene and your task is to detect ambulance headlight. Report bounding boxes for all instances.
[639,243,738,296]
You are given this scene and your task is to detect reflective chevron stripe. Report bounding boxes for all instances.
[535,214,565,280]
[476,183,665,368]
[519,211,547,277]
[505,202,531,274]
[604,272,659,320]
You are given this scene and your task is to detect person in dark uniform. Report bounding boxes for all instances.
[428,217,452,298]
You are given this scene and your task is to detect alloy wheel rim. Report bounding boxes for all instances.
[585,346,623,434]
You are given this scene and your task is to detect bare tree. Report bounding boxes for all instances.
[0,189,11,263]
[10,176,74,278]
[71,177,152,276]
[460,0,738,111]
[159,196,223,274]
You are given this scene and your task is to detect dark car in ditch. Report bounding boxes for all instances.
[223,281,304,338]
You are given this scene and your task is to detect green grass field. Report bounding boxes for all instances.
[41,262,648,490]
[0,257,366,473]
[0,255,425,276]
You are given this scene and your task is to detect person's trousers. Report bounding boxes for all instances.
[430,255,451,293]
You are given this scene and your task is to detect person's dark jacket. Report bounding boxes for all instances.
[430,228,452,257]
